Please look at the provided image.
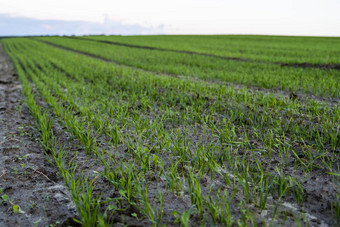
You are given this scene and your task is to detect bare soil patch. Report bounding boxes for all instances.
[0,44,77,226]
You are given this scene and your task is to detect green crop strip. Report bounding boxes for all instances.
[34,37,340,98]
[83,35,340,65]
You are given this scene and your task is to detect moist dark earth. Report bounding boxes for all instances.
[0,44,77,226]
[0,39,339,226]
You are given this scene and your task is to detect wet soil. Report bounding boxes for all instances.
[0,44,77,226]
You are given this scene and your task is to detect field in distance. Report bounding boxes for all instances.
[0,35,339,226]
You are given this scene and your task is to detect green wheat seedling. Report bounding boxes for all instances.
[2,36,339,226]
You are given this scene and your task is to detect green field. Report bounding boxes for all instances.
[82,35,340,64]
[1,35,340,226]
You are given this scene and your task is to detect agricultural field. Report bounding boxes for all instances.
[0,35,339,226]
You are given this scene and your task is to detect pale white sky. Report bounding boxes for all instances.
[1,0,340,36]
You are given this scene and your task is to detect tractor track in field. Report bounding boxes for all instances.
[0,43,78,226]
[35,39,340,106]
[73,36,340,71]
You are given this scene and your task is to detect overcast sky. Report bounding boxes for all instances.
[1,0,340,36]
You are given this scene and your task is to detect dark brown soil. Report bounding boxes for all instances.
[0,44,78,226]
